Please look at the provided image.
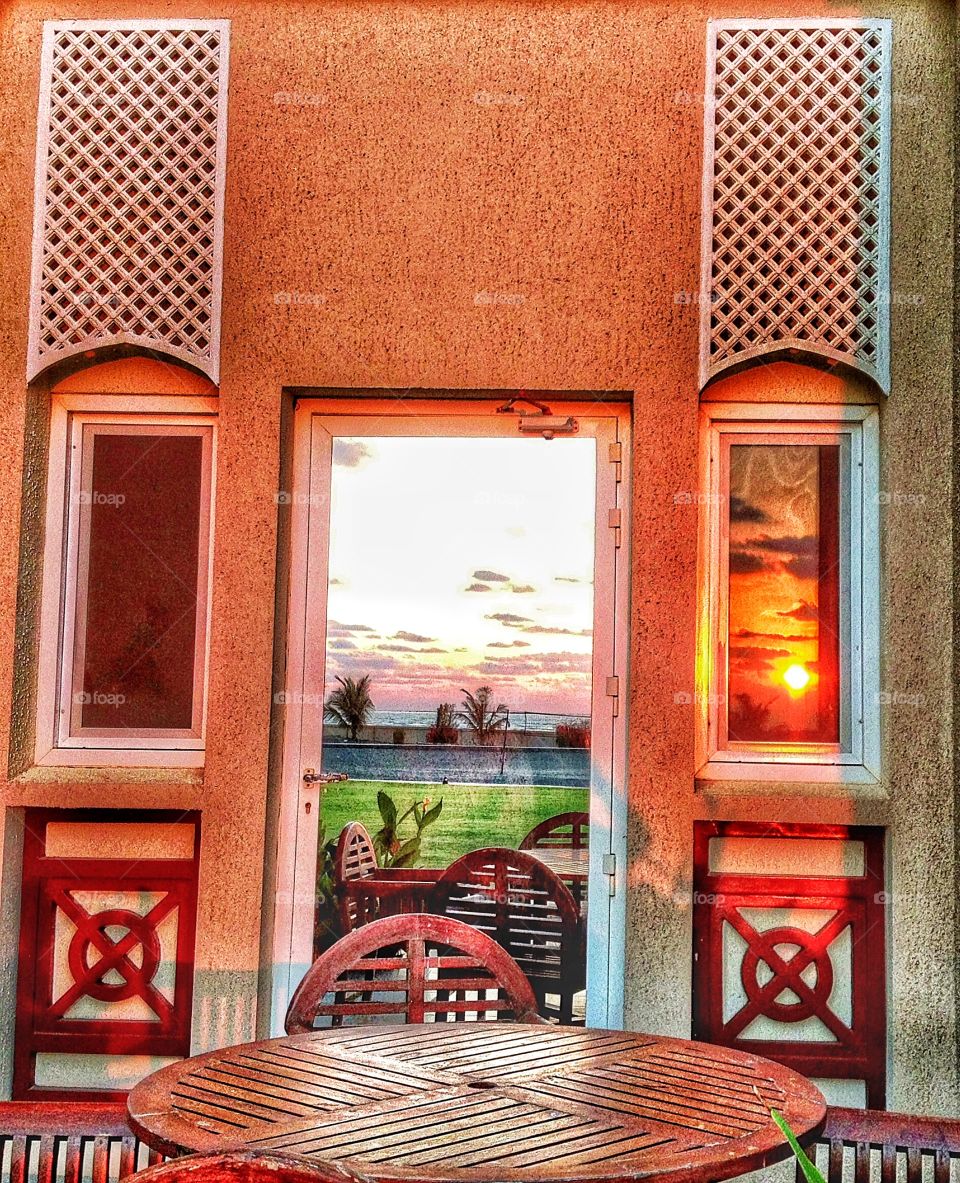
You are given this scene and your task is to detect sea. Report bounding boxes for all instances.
[369,709,590,733]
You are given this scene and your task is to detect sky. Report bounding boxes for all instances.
[323,435,596,718]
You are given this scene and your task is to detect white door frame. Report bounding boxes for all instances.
[269,398,631,1032]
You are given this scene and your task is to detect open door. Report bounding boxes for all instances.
[271,398,629,1030]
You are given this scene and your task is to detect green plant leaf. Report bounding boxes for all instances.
[422,800,443,826]
[771,1111,826,1183]
[378,790,397,827]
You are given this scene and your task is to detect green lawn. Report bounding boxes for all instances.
[320,779,589,869]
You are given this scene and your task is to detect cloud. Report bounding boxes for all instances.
[327,620,376,635]
[729,496,768,524]
[464,582,492,593]
[748,533,817,557]
[392,631,437,643]
[328,577,344,586]
[488,640,531,649]
[521,625,593,637]
[729,532,822,580]
[475,650,592,676]
[485,612,533,625]
[510,584,536,594]
[735,628,813,642]
[728,549,770,576]
[332,440,373,468]
[730,645,791,674]
[378,643,416,652]
[555,575,589,584]
[776,600,819,622]
[328,639,357,650]
[473,569,510,582]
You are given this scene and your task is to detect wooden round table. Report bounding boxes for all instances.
[528,847,589,885]
[129,1023,824,1183]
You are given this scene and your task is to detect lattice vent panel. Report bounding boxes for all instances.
[701,21,891,392]
[28,21,229,382]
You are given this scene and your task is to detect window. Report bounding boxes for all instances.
[36,399,216,766]
[697,404,879,782]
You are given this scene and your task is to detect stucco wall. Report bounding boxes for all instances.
[0,0,954,1111]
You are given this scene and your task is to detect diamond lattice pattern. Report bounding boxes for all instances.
[705,24,889,390]
[30,24,225,380]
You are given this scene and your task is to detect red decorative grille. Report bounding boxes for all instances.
[14,810,200,1101]
[692,821,886,1108]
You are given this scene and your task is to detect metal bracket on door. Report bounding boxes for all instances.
[602,852,617,897]
[302,769,349,784]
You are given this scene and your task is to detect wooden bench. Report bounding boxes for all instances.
[0,1101,163,1183]
[801,1106,960,1183]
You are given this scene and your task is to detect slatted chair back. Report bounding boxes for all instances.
[333,821,379,932]
[0,1101,162,1183]
[801,1106,960,1183]
[122,1150,373,1183]
[285,912,543,1031]
[433,846,584,1023]
[520,811,590,851]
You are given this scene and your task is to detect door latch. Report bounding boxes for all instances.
[302,769,349,784]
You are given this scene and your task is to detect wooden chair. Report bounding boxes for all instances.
[800,1106,960,1183]
[0,1101,162,1183]
[521,811,590,907]
[285,911,544,1031]
[123,1151,371,1183]
[333,822,437,933]
[520,811,589,850]
[433,847,584,1024]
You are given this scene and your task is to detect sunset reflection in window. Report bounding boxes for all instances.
[726,443,840,745]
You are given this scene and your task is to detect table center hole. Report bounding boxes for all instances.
[467,1080,497,1090]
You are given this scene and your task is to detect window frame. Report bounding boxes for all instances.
[35,395,218,767]
[696,402,880,784]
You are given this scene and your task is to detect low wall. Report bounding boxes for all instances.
[321,743,590,787]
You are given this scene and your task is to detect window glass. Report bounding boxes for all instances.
[725,443,840,746]
[74,431,204,734]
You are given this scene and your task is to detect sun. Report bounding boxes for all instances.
[782,663,812,693]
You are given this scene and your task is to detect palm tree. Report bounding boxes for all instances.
[324,674,374,741]
[456,686,509,745]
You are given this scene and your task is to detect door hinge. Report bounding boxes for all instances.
[605,675,620,717]
[607,507,622,548]
[602,852,617,897]
[608,441,622,483]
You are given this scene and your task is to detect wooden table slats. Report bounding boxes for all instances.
[129,1023,825,1183]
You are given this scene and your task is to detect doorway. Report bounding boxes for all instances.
[271,398,629,1030]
